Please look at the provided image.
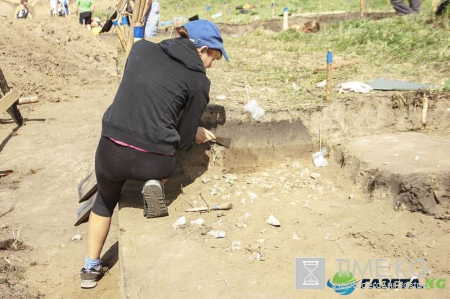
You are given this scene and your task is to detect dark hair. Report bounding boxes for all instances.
[175,26,223,60]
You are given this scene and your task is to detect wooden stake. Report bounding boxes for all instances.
[313,60,358,73]
[206,5,211,20]
[137,0,147,23]
[116,24,127,51]
[223,2,227,22]
[326,50,332,102]
[271,1,274,18]
[125,0,142,58]
[360,0,364,18]
[282,7,288,30]
[422,93,428,128]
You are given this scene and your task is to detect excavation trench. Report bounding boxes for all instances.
[170,97,450,218]
[117,96,450,298]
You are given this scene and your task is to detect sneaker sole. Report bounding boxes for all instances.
[142,183,168,218]
[81,279,99,289]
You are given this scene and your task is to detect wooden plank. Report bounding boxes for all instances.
[0,89,20,112]
[77,171,98,203]
[74,192,96,226]
[0,67,23,126]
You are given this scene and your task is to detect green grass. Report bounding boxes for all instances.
[137,1,449,108]
[202,9,449,109]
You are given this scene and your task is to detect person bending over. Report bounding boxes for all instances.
[79,19,230,289]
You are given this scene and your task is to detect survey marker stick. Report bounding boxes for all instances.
[271,1,274,18]
[283,7,288,30]
[360,0,364,18]
[326,50,332,102]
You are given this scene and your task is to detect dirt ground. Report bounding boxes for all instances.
[0,9,449,299]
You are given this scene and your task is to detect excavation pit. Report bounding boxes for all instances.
[117,98,450,298]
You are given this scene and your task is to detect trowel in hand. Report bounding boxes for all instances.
[212,136,232,148]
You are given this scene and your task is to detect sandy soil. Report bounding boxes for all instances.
[0,10,449,299]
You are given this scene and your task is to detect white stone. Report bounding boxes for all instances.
[207,230,226,238]
[71,234,82,241]
[190,218,205,226]
[310,172,321,179]
[267,215,281,227]
[232,240,242,250]
[172,216,186,229]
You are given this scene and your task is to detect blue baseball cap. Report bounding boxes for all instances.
[184,19,229,62]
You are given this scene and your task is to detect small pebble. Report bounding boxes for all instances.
[310,172,321,179]
[406,232,416,238]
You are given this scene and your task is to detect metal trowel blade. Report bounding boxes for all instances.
[214,137,232,148]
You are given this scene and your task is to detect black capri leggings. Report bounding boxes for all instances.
[79,11,92,25]
[92,136,175,217]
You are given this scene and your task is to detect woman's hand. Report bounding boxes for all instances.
[195,127,216,144]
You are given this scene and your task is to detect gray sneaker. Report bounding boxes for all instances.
[142,180,168,218]
[80,266,104,289]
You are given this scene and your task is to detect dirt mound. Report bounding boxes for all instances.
[0,16,117,101]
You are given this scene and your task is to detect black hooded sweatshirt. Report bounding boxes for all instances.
[101,38,210,155]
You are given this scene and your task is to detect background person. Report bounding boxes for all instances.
[49,0,57,17]
[143,0,160,38]
[15,0,32,19]
[57,0,66,16]
[75,0,94,30]
[79,19,229,289]
[390,0,421,14]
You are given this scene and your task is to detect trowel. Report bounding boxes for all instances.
[211,136,232,148]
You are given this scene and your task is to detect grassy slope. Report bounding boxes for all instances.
[203,10,449,110]
[115,0,449,110]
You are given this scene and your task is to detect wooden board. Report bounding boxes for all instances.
[74,192,96,226]
[0,89,20,112]
[77,172,98,203]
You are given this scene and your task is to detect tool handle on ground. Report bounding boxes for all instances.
[185,202,233,212]
[211,202,233,210]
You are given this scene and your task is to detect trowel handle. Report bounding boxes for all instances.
[211,202,233,210]
[185,202,234,212]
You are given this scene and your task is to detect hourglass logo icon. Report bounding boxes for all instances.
[296,257,325,289]
[303,261,319,285]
